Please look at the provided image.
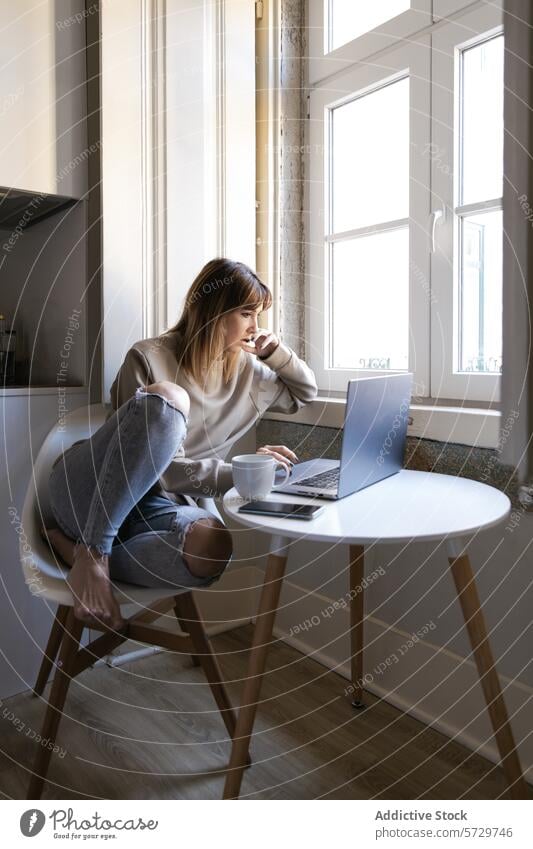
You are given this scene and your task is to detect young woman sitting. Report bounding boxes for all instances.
[45,258,318,630]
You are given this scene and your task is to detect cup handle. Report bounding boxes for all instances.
[272,461,291,488]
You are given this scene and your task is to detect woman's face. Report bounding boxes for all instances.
[224,304,263,353]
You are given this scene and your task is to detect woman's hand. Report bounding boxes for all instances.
[256,444,299,472]
[241,330,280,359]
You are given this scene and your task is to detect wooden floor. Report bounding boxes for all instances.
[0,624,528,800]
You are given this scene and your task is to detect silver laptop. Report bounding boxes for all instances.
[274,373,413,500]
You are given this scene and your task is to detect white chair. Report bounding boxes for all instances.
[21,403,241,799]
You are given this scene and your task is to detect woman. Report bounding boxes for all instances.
[45,258,317,630]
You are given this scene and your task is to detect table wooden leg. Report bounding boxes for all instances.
[349,544,366,709]
[447,540,529,800]
[223,535,291,800]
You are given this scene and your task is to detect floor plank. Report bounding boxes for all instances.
[0,625,528,800]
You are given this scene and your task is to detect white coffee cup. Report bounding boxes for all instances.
[232,454,291,500]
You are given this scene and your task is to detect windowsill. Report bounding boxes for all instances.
[262,396,501,449]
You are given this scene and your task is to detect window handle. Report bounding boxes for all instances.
[430,208,444,253]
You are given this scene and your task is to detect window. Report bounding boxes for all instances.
[328,0,410,52]
[308,37,431,393]
[457,35,504,380]
[307,0,432,85]
[330,77,410,371]
[431,4,503,401]
[306,0,503,402]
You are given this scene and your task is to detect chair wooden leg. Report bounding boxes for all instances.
[27,608,84,799]
[33,605,70,697]
[349,544,366,709]
[174,610,201,667]
[223,538,290,800]
[174,593,239,738]
[449,550,529,800]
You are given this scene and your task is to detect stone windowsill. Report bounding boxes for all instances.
[262,396,501,450]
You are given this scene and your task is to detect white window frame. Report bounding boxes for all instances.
[164,0,256,327]
[305,0,504,404]
[430,1,503,402]
[306,35,431,394]
[433,0,481,22]
[307,0,432,85]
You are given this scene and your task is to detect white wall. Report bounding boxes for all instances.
[278,517,533,685]
[250,508,533,779]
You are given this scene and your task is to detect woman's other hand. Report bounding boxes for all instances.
[241,330,279,359]
[256,444,299,472]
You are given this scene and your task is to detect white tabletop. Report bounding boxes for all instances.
[223,470,511,544]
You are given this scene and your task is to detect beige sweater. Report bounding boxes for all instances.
[108,331,318,501]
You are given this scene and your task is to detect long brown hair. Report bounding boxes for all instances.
[165,258,272,385]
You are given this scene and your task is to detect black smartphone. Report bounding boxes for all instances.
[238,501,325,520]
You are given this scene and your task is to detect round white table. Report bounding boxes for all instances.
[221,470,528,800]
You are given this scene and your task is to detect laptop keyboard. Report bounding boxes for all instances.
[297,468,340,490]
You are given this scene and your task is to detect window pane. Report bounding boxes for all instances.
[329,0,410,52]
[331,229,409,370]
[459,210,502,373]
[460,36,504,205]
[332,77,409,233]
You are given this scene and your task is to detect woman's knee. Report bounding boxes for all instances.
[182,517,233,579]
[143,381,190,418]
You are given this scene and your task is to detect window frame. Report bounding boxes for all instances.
[305,0,505,403]
[307,0,432,85]
[433,0,481,22]
[306,35,431,394]
[430,2,504,402]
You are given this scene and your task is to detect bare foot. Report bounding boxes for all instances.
[41,526,76,567]
[66,545,125,631]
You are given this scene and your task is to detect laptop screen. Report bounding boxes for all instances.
[337,373,413,497]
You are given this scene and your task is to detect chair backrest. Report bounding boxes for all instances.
[20,404,108,583]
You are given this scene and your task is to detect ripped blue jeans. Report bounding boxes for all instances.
[48,387,226,590]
